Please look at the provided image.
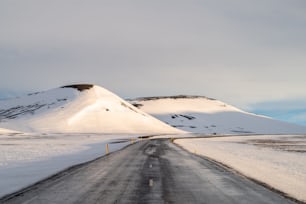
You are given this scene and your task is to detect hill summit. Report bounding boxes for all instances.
[0,84,182,134]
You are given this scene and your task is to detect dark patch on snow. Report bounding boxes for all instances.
[121,102,137,113]
[231,127,253,133]
[0,104,47,120]
[61,84,94,92]
[131,103,143,108]
[171,125,197,129]
[121,102,146,116]
[179,114,196,120]
[172,125,185,128]
[241,138,306,153]
[131,95,216,101]
[170,114,196,120]
[27,92,41,96]
[231,130,254,134]
[171,115,178,119]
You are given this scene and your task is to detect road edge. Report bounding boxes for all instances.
[173,138,305,204]
[0,141,140,202]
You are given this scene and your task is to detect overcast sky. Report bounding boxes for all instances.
[1,0,306,121]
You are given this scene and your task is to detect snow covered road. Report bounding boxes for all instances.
[0,139,294,204]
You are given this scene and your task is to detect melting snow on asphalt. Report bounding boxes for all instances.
[0,132,136,198]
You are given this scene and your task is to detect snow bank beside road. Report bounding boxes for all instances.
[175,135,306,202]
[0,133,135,198]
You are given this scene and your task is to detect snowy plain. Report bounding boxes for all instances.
[0,132,137,198]
[175,135,306,202]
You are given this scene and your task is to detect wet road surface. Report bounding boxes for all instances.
[0,139,295,204]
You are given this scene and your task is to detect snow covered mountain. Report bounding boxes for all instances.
[2,85,305,135]
[130,96,306,134]
[0,85,182,134]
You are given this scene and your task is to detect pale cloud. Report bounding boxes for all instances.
[0,0,306,109]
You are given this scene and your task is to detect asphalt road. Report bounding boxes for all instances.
[0,139,295,204]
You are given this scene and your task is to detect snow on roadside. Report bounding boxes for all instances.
[175,135,306,202]
[0,133,137,198]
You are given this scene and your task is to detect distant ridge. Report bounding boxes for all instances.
[130,95,306,134]
[132,95,216,101]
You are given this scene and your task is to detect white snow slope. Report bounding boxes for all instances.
[0,85,182,134]
[130,96,306,134]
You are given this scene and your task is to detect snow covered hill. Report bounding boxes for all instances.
[130,96,306,134]
[0,85,182,134]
